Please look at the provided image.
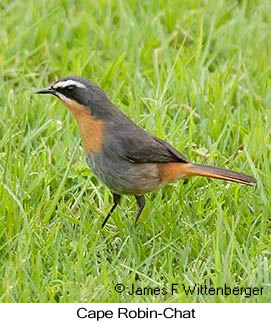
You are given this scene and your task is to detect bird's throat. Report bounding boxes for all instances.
[60,99,104,154]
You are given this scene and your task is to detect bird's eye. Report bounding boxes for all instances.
[66,85,75,92]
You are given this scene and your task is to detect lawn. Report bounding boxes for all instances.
[0,0,270,302]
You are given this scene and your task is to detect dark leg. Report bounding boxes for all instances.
[134,195,146,225]
[101,193,121,228]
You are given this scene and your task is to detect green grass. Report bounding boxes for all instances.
[0,0,270,302]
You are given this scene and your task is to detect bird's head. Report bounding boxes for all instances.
[36,76,111,153]
[36,76,109,112]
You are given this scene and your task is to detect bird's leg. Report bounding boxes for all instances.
[101,193,121,228]
[134,195,146,225]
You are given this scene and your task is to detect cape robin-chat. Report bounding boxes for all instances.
[36,76,256,227]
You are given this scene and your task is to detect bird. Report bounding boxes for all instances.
[36,76,256,228]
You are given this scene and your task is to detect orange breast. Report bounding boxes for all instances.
[60,98,104,154]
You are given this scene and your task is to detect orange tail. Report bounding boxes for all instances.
[162,162,256,186]
[182,163,256,185]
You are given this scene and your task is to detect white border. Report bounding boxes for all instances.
[0,303,269,323]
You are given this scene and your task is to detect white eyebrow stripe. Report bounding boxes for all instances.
[53,80,86,89]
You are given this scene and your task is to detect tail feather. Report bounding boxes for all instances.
[184,163,256,186]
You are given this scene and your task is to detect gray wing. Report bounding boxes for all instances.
[112,125,188,164]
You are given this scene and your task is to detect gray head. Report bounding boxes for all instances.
[36,76,110,110]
